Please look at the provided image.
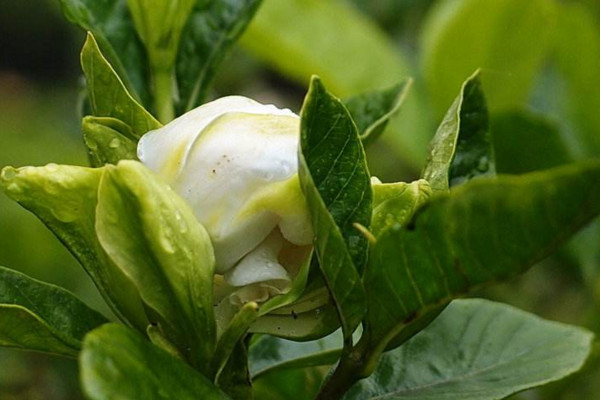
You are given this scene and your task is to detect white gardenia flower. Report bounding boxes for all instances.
[138,96,313,303]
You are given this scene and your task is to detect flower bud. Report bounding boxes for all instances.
[138,96,313,303]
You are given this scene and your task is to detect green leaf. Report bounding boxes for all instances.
[241,0,431,169]
[421,0,556,117]
[344,79,412,146]
[344,299,593,400]
[363,161,600,352]
[176,0,263,112]
[211,302,258,379]
[249,291,340,341]
[363,178,437,354]
[0,266,107,358]
[252,367,325,400]
[299,76,370,341]
[249,330,342,379]
[80,324,228,400]
[257,251,313,317]
[126,0,194,71]
[95,160,216,371]
[554,2,600,155]
[82,116,138,167]
[81,33,161,138]
[371,179,432,238]
[422,71,495,192]
[492,110,573,174]
[0,164,148,331]
[217,340,252,400]
[146,324,184,360]
[58,0,151,105]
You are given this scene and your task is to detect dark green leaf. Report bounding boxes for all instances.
[81,33,161,138]
[249,330,342,379]
[344,80,412,146]
[363,161,600,352]
[492,110,573,174]
[361,178,437,355]
[58,0,150,105]
[217,340,252,400]
[96,161,216,370]
[299,76,370,341]
[80,324,228,400]
[422,71,495,192]
[0,266,107,358]
[252,367,325,400]
[82,116,138,167]
[176,0,263,112]
[344,299,593,400]
[490,110,597,293]
[0,164,148,331]
[421,0,556,117]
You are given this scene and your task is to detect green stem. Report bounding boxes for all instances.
[153,68,175,123]
[315,338,379,400]
[315,355,361,399]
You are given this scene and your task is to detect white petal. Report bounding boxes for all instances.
[172,112,300,272]
[137,96,313,276]
[228,282,289,306]
[137,96,295,182]
[224,231,291,287]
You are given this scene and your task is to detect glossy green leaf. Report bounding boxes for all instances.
[249,330,342,379]
[241,0,431,169]
[492,110,573,174]
[82,116,138,167]
[422,71,495,192]
[363,161,600,353]
[554,2,600,155]
[80,324,228,400]
[96,160,215,370]
[58,0,150,105]
[371,179,431,238]
[299,76,370,341]
[0,164,148,331]
[81,33,161,138]
[176,0,263,112]
[421,0,556,117]
[0,266,107,358]
[344,80,412,146]
[344,299,593,400]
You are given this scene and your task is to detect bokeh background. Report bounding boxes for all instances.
[1,0,599,398]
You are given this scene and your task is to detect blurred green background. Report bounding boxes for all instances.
[0,0,599,398]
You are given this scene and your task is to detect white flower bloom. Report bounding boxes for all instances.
[138,96,313,302]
